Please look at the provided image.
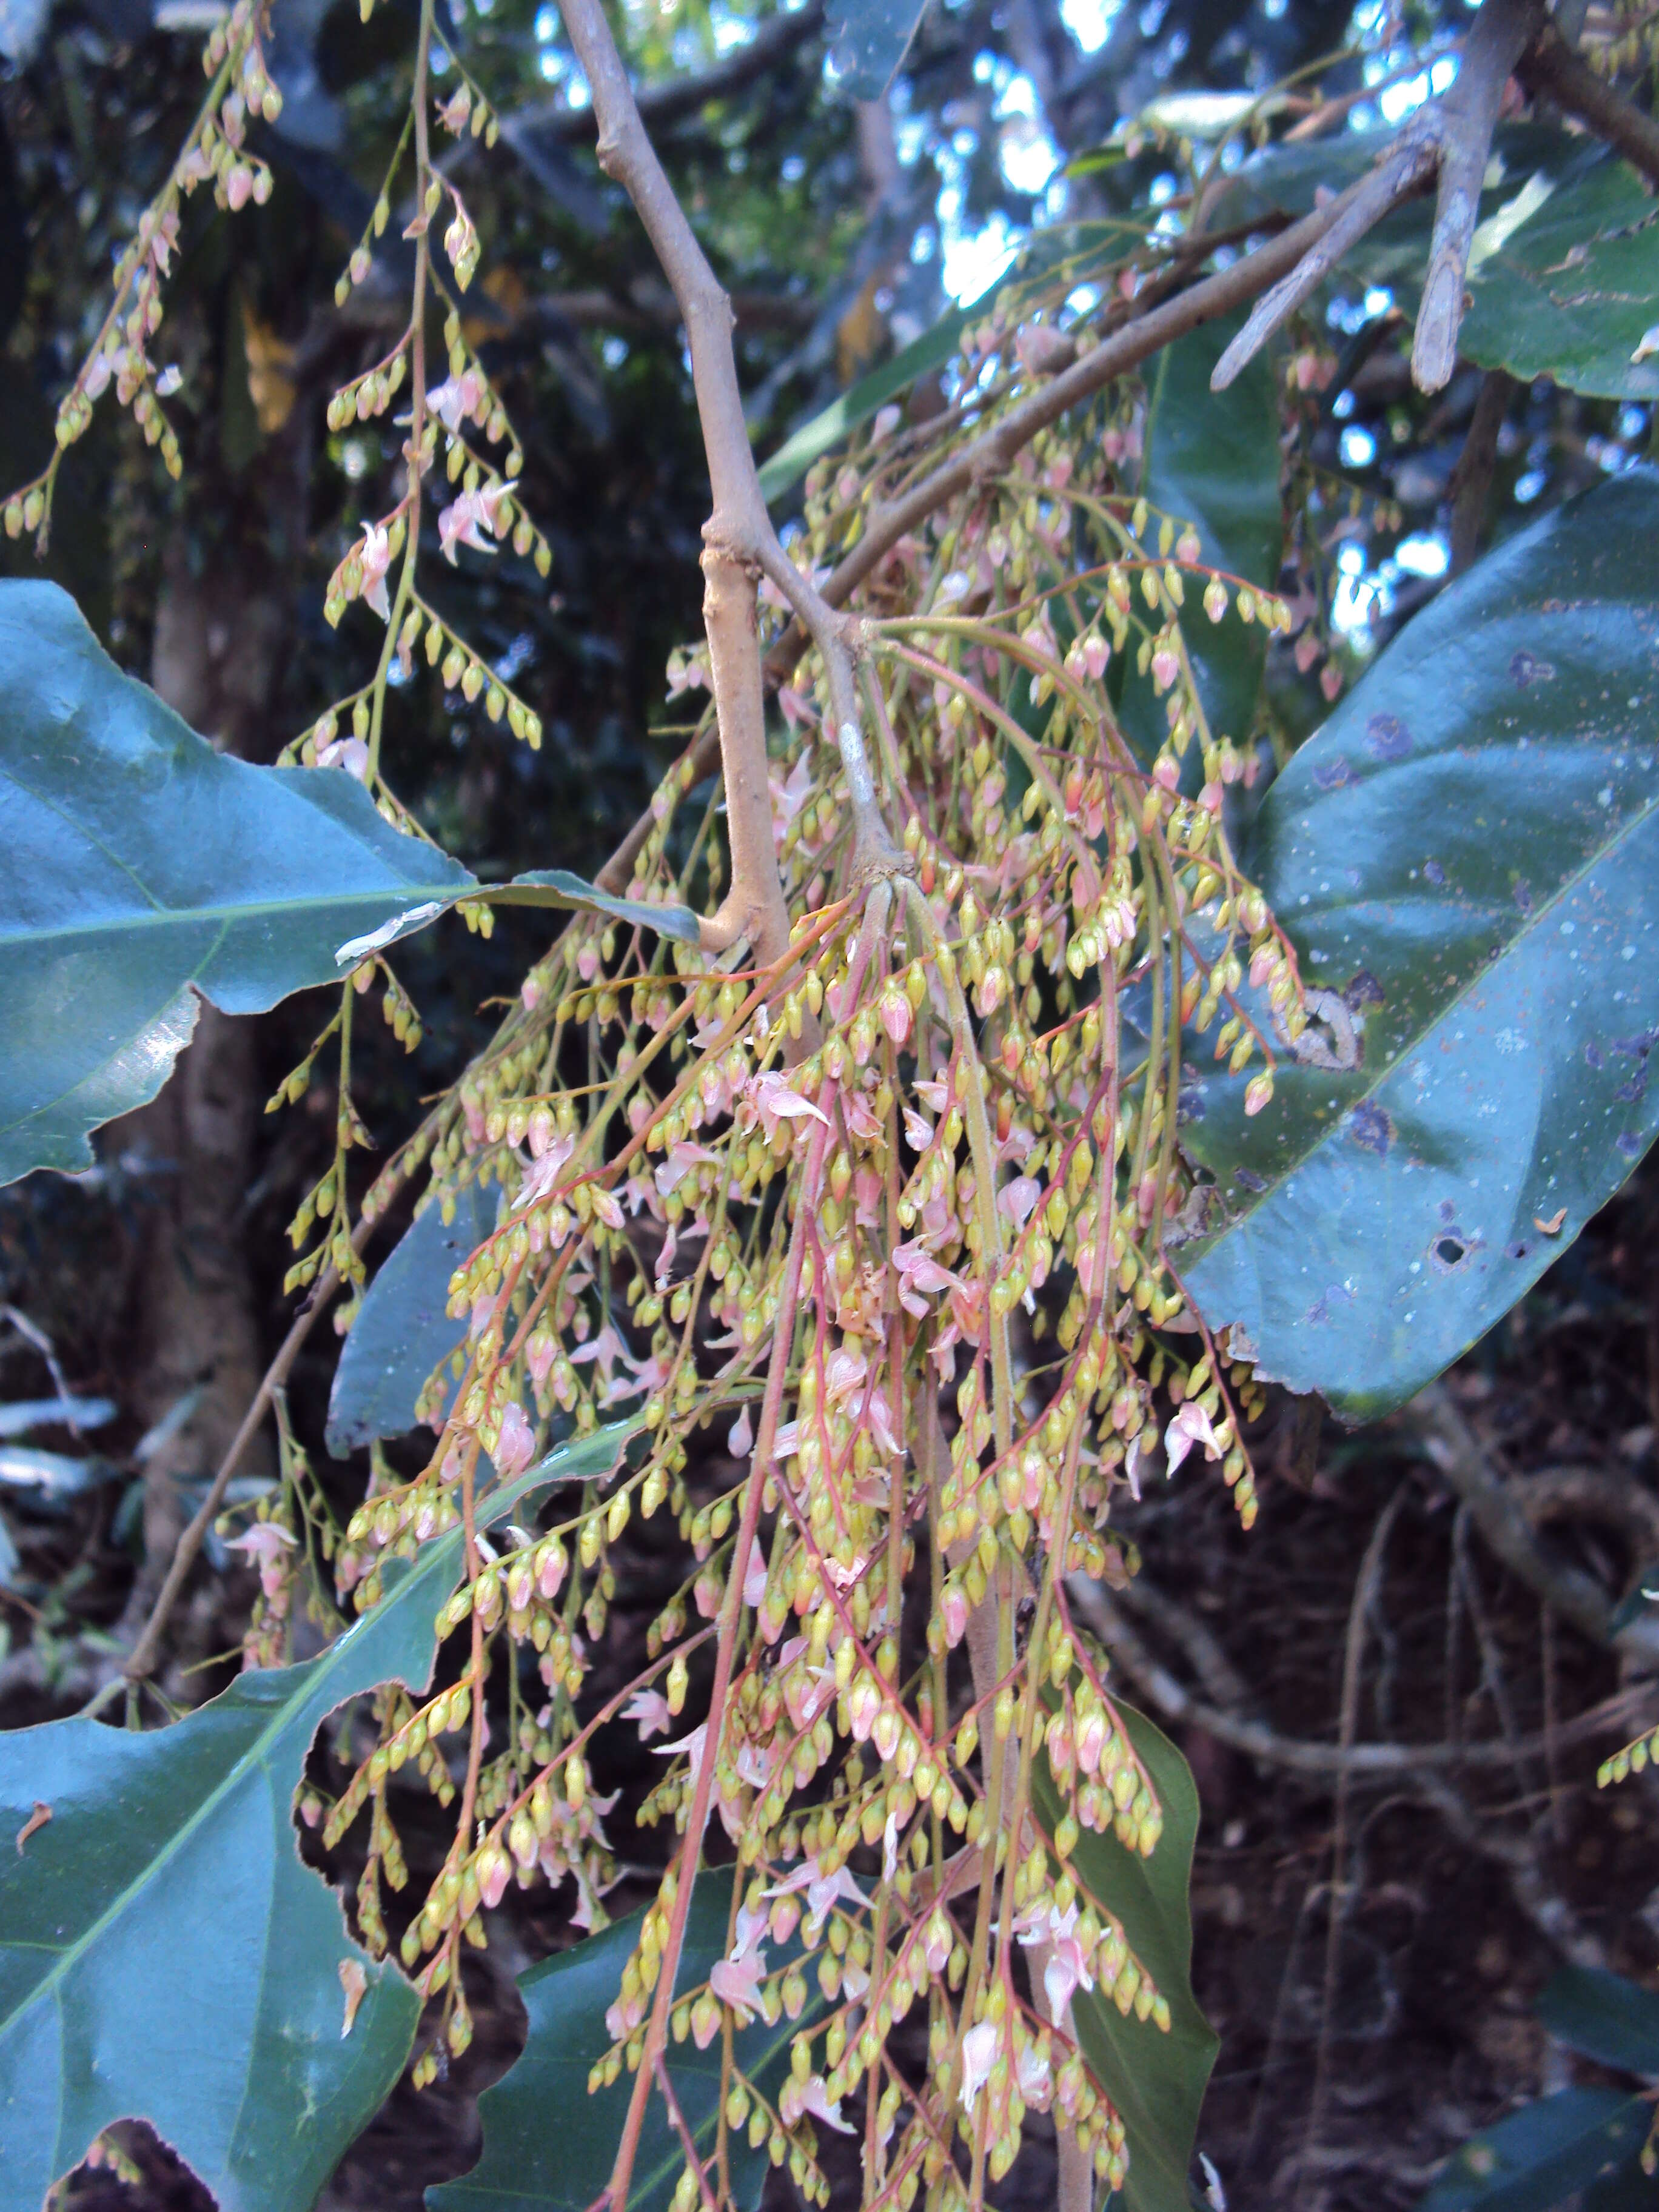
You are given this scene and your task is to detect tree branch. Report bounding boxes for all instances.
[1447,365,1515,574]
[1520,20,1659,187]
[529,0,825,144]
[557,0,899,962]
[1415,0,1546,392]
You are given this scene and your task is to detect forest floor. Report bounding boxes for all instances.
[10,1134,1658,2212]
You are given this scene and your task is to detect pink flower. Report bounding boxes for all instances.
[591,1186,625,1230]
[728,1405,753,1459]
[358,522,394,621]
[780,2076,853,2133]
[743,1071,830,1139]
[654,1139,719,1196]
[823,1346,868,1405]
[742,1538,768,1606]
[878,982,913,1045]
[1164,1399,1222,1475]
[997,1175,1041,1230]
[1017,1900,1095,2019]
[492,1401,536,1478]
[763,1855,868,1933]
[891,1239,965,1318]
[1017,2039,1053,2110]
[316,736,370,780]
[227,1520,296,1597]
[709,1906,769,2023]
[623,1687,672,1741]
[517,1132,575,1208]
[439,488,497,565]
[435,86,472,134]
[651,1721,707,1781]
[959,2020,999,2111]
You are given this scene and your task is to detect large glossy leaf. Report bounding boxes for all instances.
[429,1867,819,2212]
[1182,471,1659,1418]
[0,583,700,1187]
[1417,2088,1649,2212]
[326,1179,498,1455]
[0,1426,627,2212]
[1116,313,1282,765]
[1032,1700,1217,2212]
[1537,1967,1659,2080]
[0,580,471,1185]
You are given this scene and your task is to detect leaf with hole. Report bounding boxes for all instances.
[0,1425,628,2212]
[1181,471,1659,1418]
[428,1866,824,2212]
[1031,1700,1216,2212]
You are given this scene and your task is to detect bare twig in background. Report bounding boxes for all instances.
[527,0,825,145]
[1408,1386,1659,1665]
[1068,1577,1651,1774]
[1447,366,1515,574]
[1306,1487,1407,2168]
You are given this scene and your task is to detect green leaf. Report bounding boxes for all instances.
[1116,313,1282,765]
[485,870,703,946]
[1417,2088,1650,2212]
[1182,471,1659,1419]
[1458,155,1659,402]
[1537,1967,1659,2079]
[429,1867,821,2212]
[0,1425,628,2212]
[0,580,472,1187]
[326,1179,499,1455]
[757,295,977,505]
[823,0,928,102]
[1032,1701,1218,2212]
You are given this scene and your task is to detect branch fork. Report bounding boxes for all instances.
[1213,0,1547,396]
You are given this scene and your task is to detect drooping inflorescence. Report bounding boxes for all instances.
[12,7,1310,2203]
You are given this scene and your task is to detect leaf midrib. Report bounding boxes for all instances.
[0,760,471,953]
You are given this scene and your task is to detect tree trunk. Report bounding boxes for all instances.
[109,541,287,1660]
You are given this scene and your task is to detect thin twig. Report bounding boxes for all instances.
[1407,1386,1659,1663]
[98,1221,371,1703]
[1066,1575,1651,1774]
[652,2051,722,2212]
[1306,1486,1407,2167]
[1447,366,1515,574]
[1520,21,1659,186]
